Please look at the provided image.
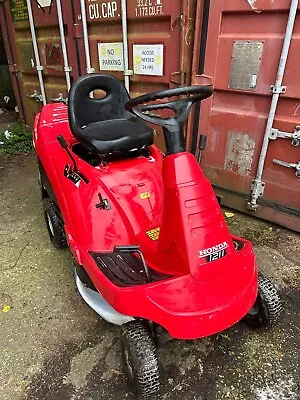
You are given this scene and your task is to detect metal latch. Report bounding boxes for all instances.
[247,180,266,211]
[27,90,43,103]
[270,85,286,94]
[124,69,133,77]
[273,159,300,177]
[51,93,68,104]
[269,126,300,146]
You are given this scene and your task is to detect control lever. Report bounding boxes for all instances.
[57,135,78,173]
[273,159,300,177]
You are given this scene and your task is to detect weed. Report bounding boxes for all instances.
[0,122,33,153]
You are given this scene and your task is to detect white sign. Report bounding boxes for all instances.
[88,1,119,20]
[37,0,52,7]
[135,0,164,17]
[133,44,164,76]
[98,42,124,72]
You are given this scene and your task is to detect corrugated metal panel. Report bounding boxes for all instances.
[191,0,300,231]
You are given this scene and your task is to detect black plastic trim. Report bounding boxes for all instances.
[90,251,171,287]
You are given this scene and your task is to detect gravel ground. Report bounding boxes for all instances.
[0,154,299,400]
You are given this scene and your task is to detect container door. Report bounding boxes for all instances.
[0,1,27,122]
[193,0,300,231]
[79,0,183,149]
[3,0,79,127]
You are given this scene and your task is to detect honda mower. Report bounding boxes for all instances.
[34,74,283,399]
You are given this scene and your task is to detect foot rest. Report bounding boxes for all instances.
[90,251,170,287]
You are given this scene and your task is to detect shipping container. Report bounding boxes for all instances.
[189,0,300,231]
[0,0,299,232]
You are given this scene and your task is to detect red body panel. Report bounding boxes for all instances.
[34,103,258,340]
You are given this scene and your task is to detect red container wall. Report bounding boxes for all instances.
[192,0,300,231]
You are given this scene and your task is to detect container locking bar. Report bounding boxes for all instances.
[273,159,300,177]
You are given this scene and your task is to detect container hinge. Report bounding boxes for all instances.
[247,180,266,211]
[27,90,43,103]
[270,85,286,94]
[269,126,300,146]
[170,71,186,85]
[51,93,68,104]
[124,69,133,77]
[192,73,213,86]
[273,159,300,177]
[8,63,20,74]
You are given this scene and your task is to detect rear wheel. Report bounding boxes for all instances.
[243,275,283,329]
[121,320,161,399]
[44,200,68,249]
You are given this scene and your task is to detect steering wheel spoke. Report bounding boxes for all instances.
[125,85,213,153]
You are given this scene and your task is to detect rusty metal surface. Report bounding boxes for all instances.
[0,0,81,126]
[193,0,300,231]
[228,40,264,90]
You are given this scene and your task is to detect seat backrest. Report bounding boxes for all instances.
[68,74,130,136]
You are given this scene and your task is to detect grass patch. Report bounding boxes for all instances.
[0,122,33,153]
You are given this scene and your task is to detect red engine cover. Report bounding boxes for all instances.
[34,103,258,340]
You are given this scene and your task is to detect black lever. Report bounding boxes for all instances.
[198,134,207,163]
[57,135,78,172]
[57,135,68,148]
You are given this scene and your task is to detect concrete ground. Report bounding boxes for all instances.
[0,154,299,400]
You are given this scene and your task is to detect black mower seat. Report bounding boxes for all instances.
[68,74,154,155]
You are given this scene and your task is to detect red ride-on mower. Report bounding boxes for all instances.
[34,74,283,399]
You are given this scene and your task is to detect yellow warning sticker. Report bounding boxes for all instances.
[140,192,151,200]
[146,227,160,241]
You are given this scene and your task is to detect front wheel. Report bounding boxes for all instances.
[121,320,161,399]
[243,275,283,329]
[44,200,68,249]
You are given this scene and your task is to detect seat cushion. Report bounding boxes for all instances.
[80,118,154,154]
[81,118,154,154]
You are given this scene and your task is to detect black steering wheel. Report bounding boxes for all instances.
[125,86,213,130]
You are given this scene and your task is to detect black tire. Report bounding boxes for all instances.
[38,169,48,201]
[44,200,68,249]
[121,320,161,399]
[243,275,283,329]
